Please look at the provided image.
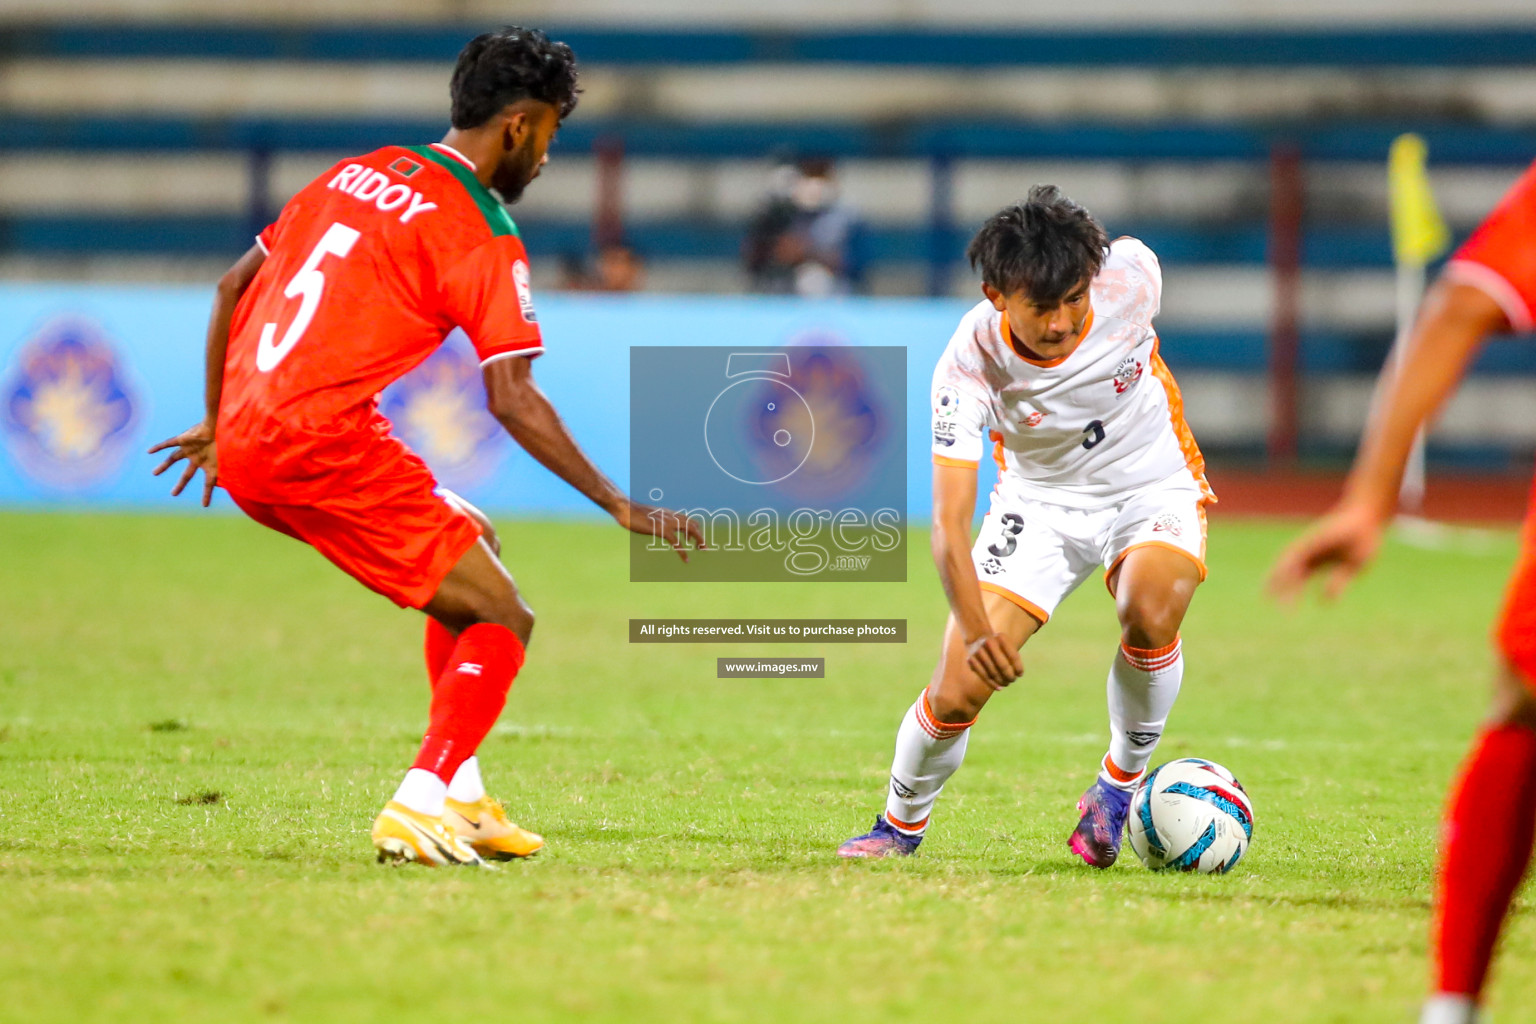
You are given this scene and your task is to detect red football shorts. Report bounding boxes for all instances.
[1496,485,1536,691]
[225,451,482,610]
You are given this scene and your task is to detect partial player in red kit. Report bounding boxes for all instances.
[150,28,703,868]
[1271,160,1536,1024]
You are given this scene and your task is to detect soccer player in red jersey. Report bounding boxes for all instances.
[150,27,703,868]
[1271,160,1536,1024]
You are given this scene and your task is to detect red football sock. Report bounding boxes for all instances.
[411,623,525,784]
[1433,721,1536,998]
[425,618,457,689]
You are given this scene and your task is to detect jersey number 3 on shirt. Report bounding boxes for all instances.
[256,222,362,372]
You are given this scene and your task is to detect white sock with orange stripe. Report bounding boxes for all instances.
[1100,637,1184,791]
[884,687,974,835]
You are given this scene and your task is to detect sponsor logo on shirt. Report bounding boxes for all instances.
[0,318,139,489]
[980,556,1004,575]
[1021,410,1047,427]
[512,260,537,323]
[1112,355,1144,396]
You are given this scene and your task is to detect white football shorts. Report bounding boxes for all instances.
[971,472,1209,625]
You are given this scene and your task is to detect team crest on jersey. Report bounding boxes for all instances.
[512,260,537,323]
[380,331,505,489]
[0,318,139,489]
[1151,513,1183,537]
[1021,410,1047,427]
[1112,355,1144,395]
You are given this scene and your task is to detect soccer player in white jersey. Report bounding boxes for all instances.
[837,186,1214,866]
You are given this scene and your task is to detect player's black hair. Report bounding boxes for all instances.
[966,185,1108,304]
[450,26,580,129]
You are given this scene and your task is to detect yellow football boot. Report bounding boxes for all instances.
[371,800,486,867]
[443,796,544,860]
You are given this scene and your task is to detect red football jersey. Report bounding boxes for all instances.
[1446,159,1536,333]
[218,142,542,500]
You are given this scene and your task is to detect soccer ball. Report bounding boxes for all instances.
[1127,758,1254,874]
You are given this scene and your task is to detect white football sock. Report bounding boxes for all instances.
[447,755,487,803]
[392,768,447,818]
[884,688,974,834]
[1421,994,1480,1024]
[1101,638,1184,790]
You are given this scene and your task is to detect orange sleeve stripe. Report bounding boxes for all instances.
[978,581,1050,625]
[933,455,980,469]
[1149,339,1216,504]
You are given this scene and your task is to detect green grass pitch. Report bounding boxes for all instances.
[0,511,1530,1023]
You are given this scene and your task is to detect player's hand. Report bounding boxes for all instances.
[615,500,707,562]
[148,419,219,507]
[965,631,1024,690]
[1267,499,1387,604]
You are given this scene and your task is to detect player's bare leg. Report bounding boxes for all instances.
[1424,664,1536,1024]
[838,591,1040,858]
[1070,545,1202,868]
[373,538,536,866]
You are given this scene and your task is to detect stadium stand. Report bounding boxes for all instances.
[4,6,1536,459]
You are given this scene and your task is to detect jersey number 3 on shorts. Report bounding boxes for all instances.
[256,222,361,372]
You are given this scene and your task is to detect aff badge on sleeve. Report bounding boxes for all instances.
[511,260,537,323]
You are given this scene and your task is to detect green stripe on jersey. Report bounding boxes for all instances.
[406,145,520,238]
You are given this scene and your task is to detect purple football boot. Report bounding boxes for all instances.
[1068,779,1132,868]
[837,816,922,859]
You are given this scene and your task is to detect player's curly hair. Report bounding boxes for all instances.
[450,26,580,129]
[966,186,1108,304]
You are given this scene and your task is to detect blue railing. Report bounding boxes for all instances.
[8,23,1536,67]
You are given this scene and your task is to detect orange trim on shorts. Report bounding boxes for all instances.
[1104,541,1209,597]
[933,454,980,469]
[1149,338,1216,505]
[978,581,1050,625]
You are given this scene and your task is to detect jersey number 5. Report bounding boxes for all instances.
[256,222,361,372]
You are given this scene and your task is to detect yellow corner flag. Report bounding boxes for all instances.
[1388,133,1451,266]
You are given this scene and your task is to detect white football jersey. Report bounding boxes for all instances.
[930,237,1212,509]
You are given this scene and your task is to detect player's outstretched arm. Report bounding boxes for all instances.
[149,243,266,506]
[933,462,1023,688]
[483,356,705,561]
[1269,280,1507,601]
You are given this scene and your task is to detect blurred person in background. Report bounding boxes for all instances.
[553,241,644,292]
[744,157,864,296]
[591,240,645,292]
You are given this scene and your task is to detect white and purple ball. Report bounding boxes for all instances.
[1127,758,1254,874]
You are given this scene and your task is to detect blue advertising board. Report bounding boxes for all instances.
[0,285,971,517]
